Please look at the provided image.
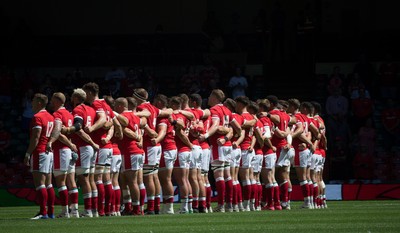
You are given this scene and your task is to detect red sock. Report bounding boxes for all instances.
[36,185,48,215]
[206,185,212,208]
[266,185,274,206]
[250,183,256,203]
[114,187,121,212]
[273,185,280,204]
[300,182,309,199]
[237,183,243,203]
[243,183,251,202]
[232,182,238,205]
[279,182,288,203]
[147,197,155,212]
[215,179,225,206]
[47,185,55,215]
[199,198,206,209]
[308,183,314,201]
[69,188,79,206]
[139,186,146,207]
[92,190,98,212]
[104,183,113,214]
[83,193,92,211]
[313,184,319,204]
[258,184,263,207]
[225,179,233,205]
[96,182,105,214]
[192,197,198,209]
[58,186,69,207]
[124,202,132,212]
[155,195,161,212]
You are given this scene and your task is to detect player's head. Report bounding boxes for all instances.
[257,98,271,112]
[71,88,87,107]
[126,97,138,111]
[153,94,169,109]
[287,98,301,113]
[208,89,225,106]
[132,88,148,103]
[104,95,115,109]
[300,101,314,115]
[114,97,128,114]
[223,98,236,112]
[82,82,99,104]
[50,92,66,111]
[189,94,202,108]
[169,96,182,110]
[247,101,259,115]
[278,99,289,112]
[266,95,279,108]
[179,93,189,108]
[235,96,250,113]
[32,93,48,113]
[310,101,321,115]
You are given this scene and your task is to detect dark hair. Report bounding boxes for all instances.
[266,95,279,106]
[154,94,168,108]
[310,101,321,114]
[248,101,259,114]
[235,96,250,106]
[82,82,100,95]
[223,98,236,112]
[189,94,202,107]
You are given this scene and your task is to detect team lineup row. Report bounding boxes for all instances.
[25,82,327,219]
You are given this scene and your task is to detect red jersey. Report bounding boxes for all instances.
[240,112,255,150]
[199,115,211,149]
[137,102,161,147]
[291,112,309,150]
[270,109,289,148]
[52,107,73,151]
[187,108,205,146]
[111,140,121,155]
[315,115,326,157]
[157,117,176,151]
[173,113,191,153]
[209,104,234,147]
[231,113,244,143]
[119,111,144,155]
[254,119,263,155]
[71,104,97,148]
[259,116,274,154]
[30,110,55,154]
[91,99,114,149]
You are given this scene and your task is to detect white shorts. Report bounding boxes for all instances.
[314,154,324,172]
[122,154,144,171]
[77,146,94,170]
[53,148,71,175]
[111,155,122,173]
[190,145,202,169]
[90,150,97,168]
[146,146,162,166]
[97,148,113,166]
[240,150,255,169]
[201,148,211,173]
[175,151,191,169]
[263,153,277,169]
[308,153,318,170]
[211,145,232,163]
[252,154,263,173]
[291,149,310,168]
[31,152,53,174]
[276,147,294,167]
[160,149,177,170]
[230,148,242,168]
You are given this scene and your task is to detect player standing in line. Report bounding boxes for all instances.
[311,101,328,208]
[133,88,172,214]
[24,93,59,219]
[257,99,277,210]
[170,96,193,213]
[248,101,264,211]
[47,92,77,218]
[152,94,177,214]
[62,88,99,217]
[235,96,257,211]
[223,98,245,212]
[188,93,211,213]
[286,99,315,209]
[115,97,147,215]
[199,89,242,213]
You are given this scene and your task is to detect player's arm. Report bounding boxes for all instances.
[309,122,321,140]
[254,126,264,148]
[230,119,242,137]
[179,110,195,121]
[269,114,280,125]
[199,117,219,141]
[202,109,211,119]
[151,123,167,145]
[86,111,107,133]
[46,119,62,152]
[217,127,233,146]
[76,130,99,150]
[291,122,304,139]
[242,118,257,129]
[57,134,78,152]
[273,127,288,138]
[24,127,41,166]
[61,117,83,135]
[101,125,114,145]
[158,108,173,118]
[135,109,151,118]
[112,116,123,140]
[176,128,193,149]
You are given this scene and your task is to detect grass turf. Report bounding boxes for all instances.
[0,201,399,233]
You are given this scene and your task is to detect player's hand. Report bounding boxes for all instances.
[248,146,253,152]
[61,126,68,134]
[84,126,93,134]
[92,143,100,151]
[46,142,53,154]
[150,138,157,146]
[70,144,78,153]
[217,138,225,146]
[232,142,238,149]
[138,142,143,149]
[198,134,206,142]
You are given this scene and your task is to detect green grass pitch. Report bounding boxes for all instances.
[0,201,399,233]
